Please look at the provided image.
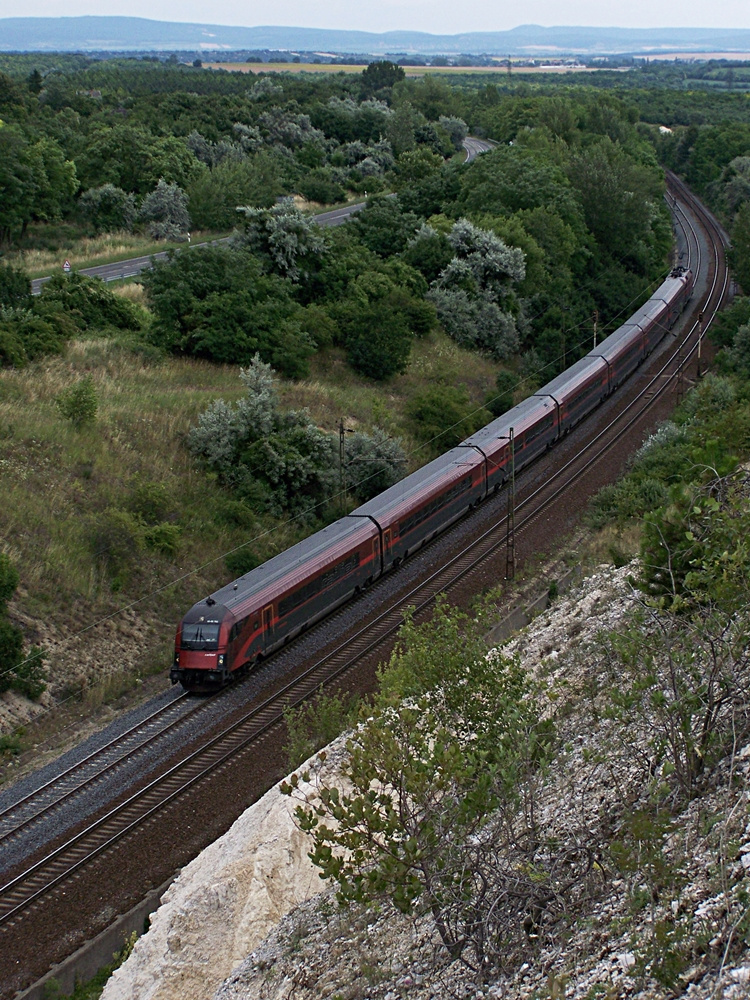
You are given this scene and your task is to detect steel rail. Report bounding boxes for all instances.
[0,178,726,932]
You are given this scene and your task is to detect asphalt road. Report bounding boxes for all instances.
[29,201,367,295]
[30,137,494,294]
[463,136,495,162]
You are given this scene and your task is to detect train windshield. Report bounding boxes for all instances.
[181,623,220,649]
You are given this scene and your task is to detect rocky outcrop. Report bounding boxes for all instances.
[100,746,348,1000]
[104,563,750,1000]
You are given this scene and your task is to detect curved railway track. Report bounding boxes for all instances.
[0,178,730,997]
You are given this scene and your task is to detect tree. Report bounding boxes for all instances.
[139,179,190,240]
[426,219,525,359]
[345,429,406,500]
[0,261,31,309]
[728,201,750,293]
[386,101,422,157]
[186,152,283,230]
[235,198,327,282]
[455,145,582,227]
[353,197,421,258]
[27,138,77,223]
[438,115,468,150]
[401,225,454,283]
[361,61,405,97]
[189,357,337,519]
[567,138,663,262]
[27,68,43,94]
[145,245,313,376]
[344,301,414,380]
[335,276,430,380]
[285,602,562,971]
[0,125,36,244]
[79,184,137,234]
[76,124,199,195]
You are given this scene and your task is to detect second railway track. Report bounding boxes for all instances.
[0,177,730,998]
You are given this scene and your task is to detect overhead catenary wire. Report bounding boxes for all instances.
[0,197,688,689]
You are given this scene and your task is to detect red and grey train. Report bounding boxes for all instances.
[171,266,693,691]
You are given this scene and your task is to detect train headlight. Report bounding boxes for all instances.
[218,655,225,667]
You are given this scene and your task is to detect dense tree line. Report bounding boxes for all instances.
[2,55,736,392]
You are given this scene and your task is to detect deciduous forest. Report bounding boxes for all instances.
[1,53,750,714]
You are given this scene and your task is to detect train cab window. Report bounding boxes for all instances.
[229,618,249,642]
[181,623,220,649]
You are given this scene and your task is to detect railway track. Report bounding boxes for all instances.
[0,178,730,996]
[0,692,194,857]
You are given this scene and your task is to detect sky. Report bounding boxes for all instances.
[1,0,749,34]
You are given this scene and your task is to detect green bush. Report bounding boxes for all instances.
[37,272,141,331]
[486,368,520,417]
[297,168,346,205]
[91,507,145,581]
[0,553,19,609]
[10,645,47,700]
[143,523,181,557]
[283,688,360,770]
[0,323,26,367]
[0,261,31,309]
[407,385,491,455]
[0,617,24,693]
[225,547,261,578]
[56,374,98,429]
[126,478,174,525]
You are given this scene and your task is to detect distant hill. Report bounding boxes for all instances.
[2,17,750,56]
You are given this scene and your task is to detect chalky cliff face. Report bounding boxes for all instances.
[104,563,750,1000]
[100,745,350,1000]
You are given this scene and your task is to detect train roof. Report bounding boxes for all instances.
[460,394,557,451]
[351,446,483,521]
[589,321,644,361]
[187,514,378,622]
[534,355,607,401]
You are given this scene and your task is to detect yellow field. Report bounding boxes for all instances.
[203,61,610,77]
[637,51,750,61]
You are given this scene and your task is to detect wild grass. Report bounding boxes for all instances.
[0,328,501,704]
[6,230,231,278]
[112,282,149,306]
[280,332,498,464]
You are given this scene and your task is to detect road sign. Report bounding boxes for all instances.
[63,259,71,272]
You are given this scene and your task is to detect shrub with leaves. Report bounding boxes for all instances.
[602,594,750,803]
[0,554,47,700]
[56,374,98,429]
[36,272,141,331]
[143,244,312,377]
[139,178,190,240]
[0,261,31,309]
[407,385,491,456]
[344,428,406,501]
[285,602,567,972]
[284,689,360,770]
[79,183,137,234]
[234,198,327,282]
[639,471,750,611]
[56,374,98,428]
[190,357,405,517]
